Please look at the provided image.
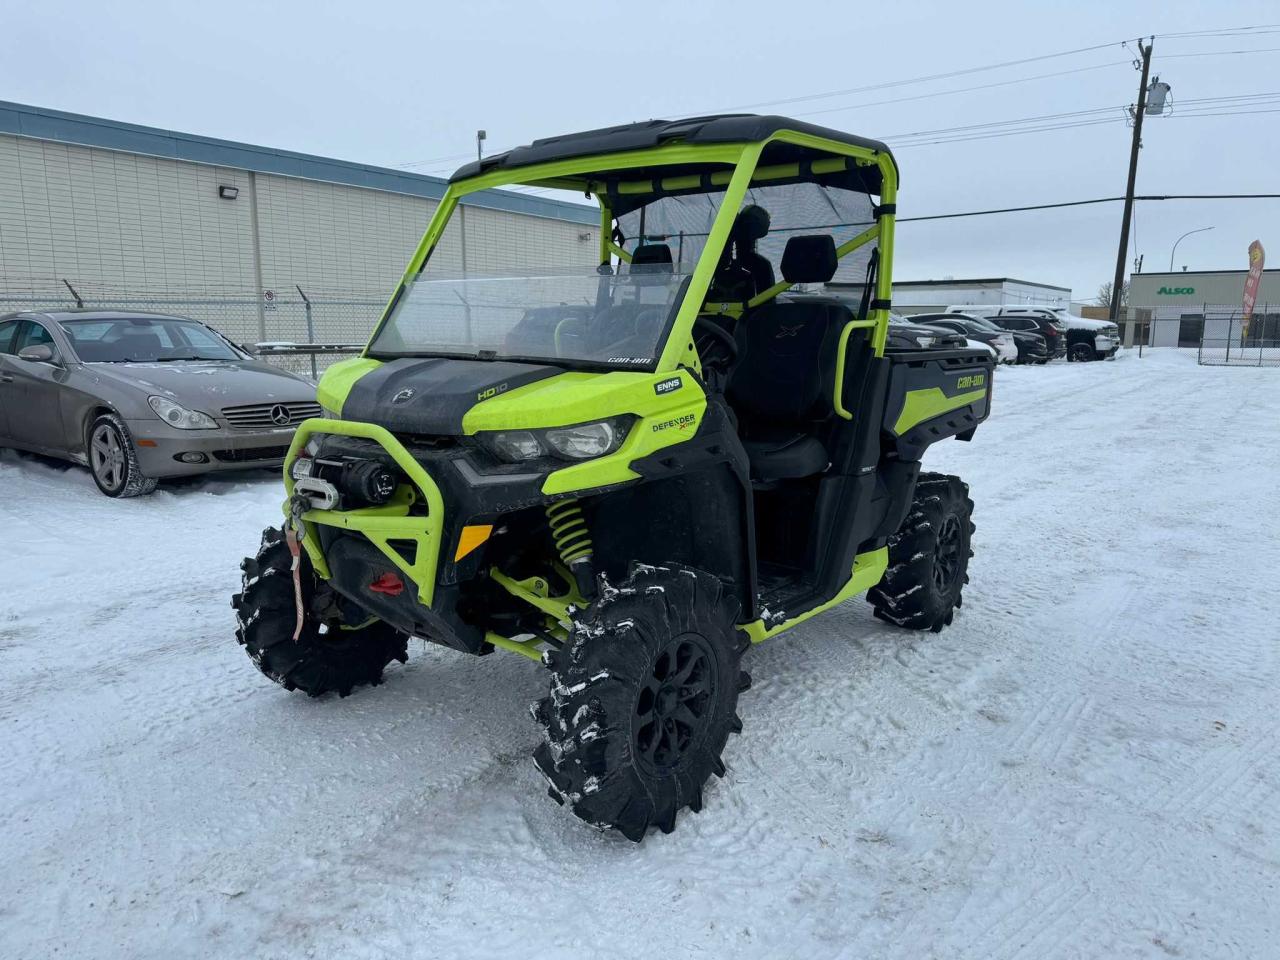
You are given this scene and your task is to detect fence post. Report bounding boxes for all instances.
[296,285,317,379]
[1261,302,1267,367]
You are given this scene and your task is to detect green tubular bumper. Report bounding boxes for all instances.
[283,419,445,606]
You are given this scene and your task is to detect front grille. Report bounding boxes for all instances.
[213,445,291,463]
[220,401,321,429]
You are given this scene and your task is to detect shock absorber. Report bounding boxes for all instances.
[545,498,597,600]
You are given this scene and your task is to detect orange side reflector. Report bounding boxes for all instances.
[454,524,493,562]
[136,439,157,447]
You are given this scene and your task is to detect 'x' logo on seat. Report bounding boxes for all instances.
[775,324,804,339]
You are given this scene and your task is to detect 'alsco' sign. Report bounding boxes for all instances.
[1157,286,1195,295]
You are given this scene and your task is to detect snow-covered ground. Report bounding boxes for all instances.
[2,349,1277,960]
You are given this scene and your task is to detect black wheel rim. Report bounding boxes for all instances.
[633,634,716,773]
[933,514,962,593]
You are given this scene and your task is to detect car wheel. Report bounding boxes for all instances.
[1069,343,1095,363]
[88,413,158,498]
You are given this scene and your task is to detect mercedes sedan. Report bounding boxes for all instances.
[0,310,320,497]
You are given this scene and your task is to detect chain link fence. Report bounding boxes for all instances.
[1120,303,1280,366]
[0,277,382,376]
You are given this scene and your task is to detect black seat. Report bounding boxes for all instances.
[111,332,164,361]
[631,243,673,273]
[726,235,846,481]
[708,205,776,303]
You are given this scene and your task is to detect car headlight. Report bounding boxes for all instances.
[914,335,937,348]
[148,395,217,430]
[481,418,631,463]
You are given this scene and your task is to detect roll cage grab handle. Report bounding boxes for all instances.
[368,132,898,419]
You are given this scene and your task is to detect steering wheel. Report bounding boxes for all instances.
[693,315,739,372]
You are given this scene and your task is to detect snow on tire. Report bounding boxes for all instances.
[231,527,408,697]
[868,472,974,633]
[532,564,749,841]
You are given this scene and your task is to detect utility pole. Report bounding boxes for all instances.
[1110,38,1153,322]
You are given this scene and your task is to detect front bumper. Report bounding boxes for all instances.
[284,418,446,613]
[1095,335,1120,357]
[125,419,298,477]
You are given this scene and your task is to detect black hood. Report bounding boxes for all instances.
[341,357,561,434]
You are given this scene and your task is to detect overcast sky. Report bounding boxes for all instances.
[7,1,1278,303]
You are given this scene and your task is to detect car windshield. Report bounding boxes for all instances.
[60,317,242,362]
[369,266,690,370]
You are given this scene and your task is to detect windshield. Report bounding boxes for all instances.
[369,266,689,369]
[60,317,242,362]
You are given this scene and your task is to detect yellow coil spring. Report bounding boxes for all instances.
[545,498,594,566]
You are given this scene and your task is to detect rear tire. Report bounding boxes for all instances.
[232,527,408,697]
[868,472,974,633]
[88,413,157,498]
[533,564,748,841]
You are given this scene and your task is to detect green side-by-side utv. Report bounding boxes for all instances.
[232,115,994,840]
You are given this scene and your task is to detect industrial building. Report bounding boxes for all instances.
[1128,268,1280,348]
[829,276,1073,315]
[0,100,599,345]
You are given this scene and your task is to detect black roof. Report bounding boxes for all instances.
[450,114,896,187]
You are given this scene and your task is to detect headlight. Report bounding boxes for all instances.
[487,430,545,462]
[481,418,630,463]
[544,422,619,459]
[914,335,937,348]
[148,395,217,430]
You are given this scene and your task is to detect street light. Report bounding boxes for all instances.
[1169,226,1214,272]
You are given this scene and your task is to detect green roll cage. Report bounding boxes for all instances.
[368,130,899,417]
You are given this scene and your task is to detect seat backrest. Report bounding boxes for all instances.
[726,298,851,423]
[112,331,164,360]
[630,243,673,273]
[725,234,848,423]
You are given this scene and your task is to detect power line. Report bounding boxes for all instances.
[390,31,1280,175]
[882,89,1280,147]
[898,194,1280,224]
[688,39,1132,115]
[792,61,1130,120]
[1158,24,1280,38]
[1157,46,1280,59]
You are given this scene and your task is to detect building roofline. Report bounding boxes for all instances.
[1133,268,1279,277]
[0,100,598,226]
[831,276,1070,292]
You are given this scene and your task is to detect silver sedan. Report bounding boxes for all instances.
[0,310,320,497]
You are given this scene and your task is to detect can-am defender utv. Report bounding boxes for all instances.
[233,115,994,841]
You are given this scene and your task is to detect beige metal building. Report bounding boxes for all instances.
[1128,268,1280,348]
[0,100,599,345]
